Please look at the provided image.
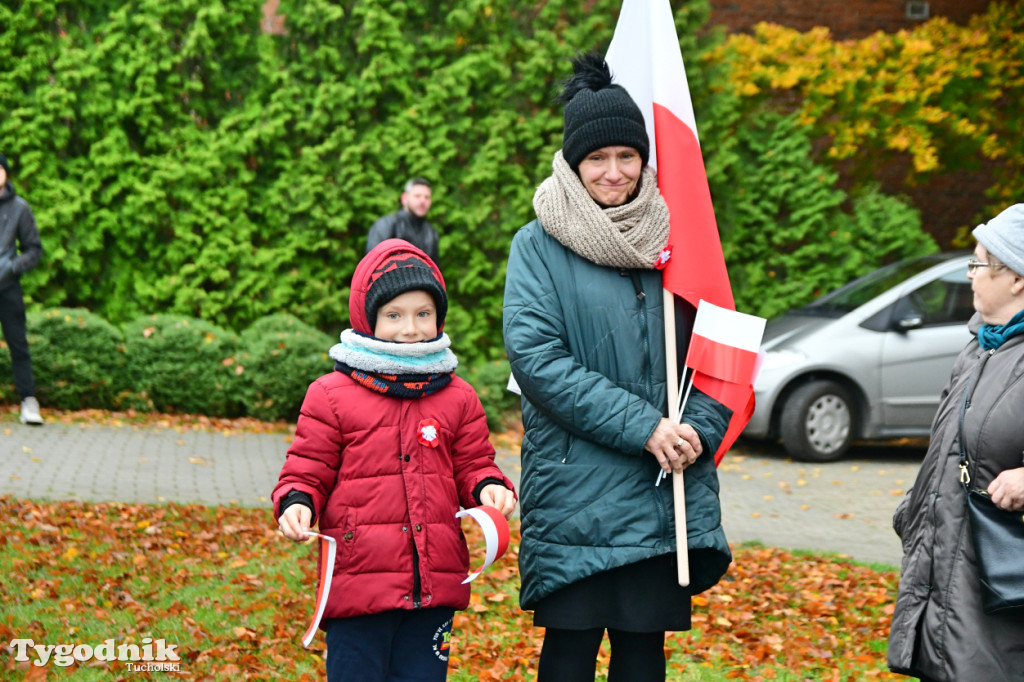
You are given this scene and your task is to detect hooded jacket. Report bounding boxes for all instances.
[888,314,1024,681]
[271,240,515,620]
[0,183,42,291]
[503,220,732,609]
[366,209,440,266]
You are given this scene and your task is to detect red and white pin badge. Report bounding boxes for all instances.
[455,506,510,584]
[417,418,440,448]
[654,244,673,270]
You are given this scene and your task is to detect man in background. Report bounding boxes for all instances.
[0,152,44,425]
[366,178,440,265]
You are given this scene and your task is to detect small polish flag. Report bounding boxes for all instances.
[686,300,765,385]
[300,531,337,647]
[456,506,510,584]
[685,300,766,465]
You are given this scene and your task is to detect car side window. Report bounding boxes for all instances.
[897,272,974,327]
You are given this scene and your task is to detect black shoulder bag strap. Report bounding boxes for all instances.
[957,349,994,488]
[954,346,1024,614]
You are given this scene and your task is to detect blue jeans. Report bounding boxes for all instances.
[324,608,455,682]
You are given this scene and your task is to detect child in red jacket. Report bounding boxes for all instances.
[273,239,516,682]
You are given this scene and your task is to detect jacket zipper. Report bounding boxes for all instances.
[624,270,669,538]
[623,270,653,403]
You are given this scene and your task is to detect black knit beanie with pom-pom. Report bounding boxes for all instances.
[558,51,649,171]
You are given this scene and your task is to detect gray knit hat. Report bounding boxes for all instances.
[559,52,649,171]
[973,204,1024,277]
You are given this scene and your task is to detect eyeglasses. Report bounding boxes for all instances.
[967,259,1002,273]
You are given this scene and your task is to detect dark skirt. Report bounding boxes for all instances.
[532,554,692,632]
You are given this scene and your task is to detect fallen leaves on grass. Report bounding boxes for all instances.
[683,546,901,680]
[0,497,901,680]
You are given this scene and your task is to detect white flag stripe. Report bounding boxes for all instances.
[692,300,766,353]
[301,532,337,648]
[456,507,500,584]
[606,0,701,173]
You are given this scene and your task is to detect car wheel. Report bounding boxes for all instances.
[779,380,855,462]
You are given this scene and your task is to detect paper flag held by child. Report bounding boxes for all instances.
[300,531,337,647]
[456,506,510,584]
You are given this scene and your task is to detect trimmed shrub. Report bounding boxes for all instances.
[0,308,129,409]
[122,314,241,416]
[237,314,334,422]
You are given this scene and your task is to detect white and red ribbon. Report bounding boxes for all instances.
[300,531,337,647]
[455,506,510,584]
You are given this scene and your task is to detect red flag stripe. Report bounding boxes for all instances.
[654,103,734,311]
[691,372,757,465]
[686,333,759,386]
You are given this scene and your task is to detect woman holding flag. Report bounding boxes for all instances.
[502,52,732,681]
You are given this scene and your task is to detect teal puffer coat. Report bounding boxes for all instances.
[503,220,732,609]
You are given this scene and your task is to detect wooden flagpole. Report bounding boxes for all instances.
[663,288,690,587]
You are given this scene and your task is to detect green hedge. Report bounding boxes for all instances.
[122,314,241,416]
[716,112,937,319]
[456,358,521,431]
[0,308,520,424]
[237,313,335,422]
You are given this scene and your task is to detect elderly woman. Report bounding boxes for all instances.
[502,53,732,682]
[888,204,1024,681]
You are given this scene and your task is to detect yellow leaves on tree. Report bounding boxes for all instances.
[708,3,1024,187]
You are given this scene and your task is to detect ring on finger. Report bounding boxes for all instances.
[674,438,685,449]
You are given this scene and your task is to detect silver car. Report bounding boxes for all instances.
[742,251,974,461]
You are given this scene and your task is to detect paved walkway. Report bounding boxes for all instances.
[0,420,287,508]
[717,442,923,568]
[0,419,922,567]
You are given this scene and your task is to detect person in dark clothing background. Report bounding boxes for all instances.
[0,152,43,425]
[366,178,440,265]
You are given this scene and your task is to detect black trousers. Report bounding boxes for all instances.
[323,607,455,682]
[538,627,667,682]
[0,283,34,400]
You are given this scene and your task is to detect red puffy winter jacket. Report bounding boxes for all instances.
[272,240,515,620]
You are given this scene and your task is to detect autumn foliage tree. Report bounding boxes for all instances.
[710,2,1024,216]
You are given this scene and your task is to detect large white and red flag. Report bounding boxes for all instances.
[607,0,753,463]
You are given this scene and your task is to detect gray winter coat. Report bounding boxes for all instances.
[0,184,42,291]
[888,314,1024,681]
[503,220,732,609]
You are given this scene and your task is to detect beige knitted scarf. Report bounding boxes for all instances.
[533,150,670,269]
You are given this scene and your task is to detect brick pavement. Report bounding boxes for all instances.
[0,418,919,567]
[0,420,288,507]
